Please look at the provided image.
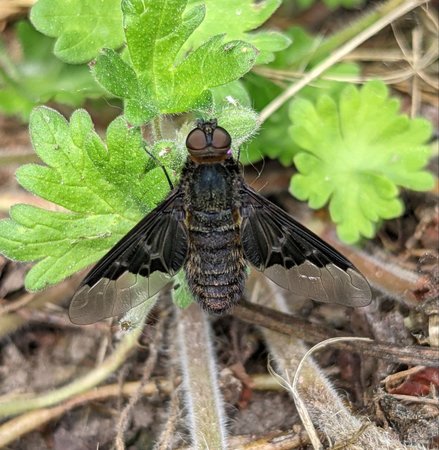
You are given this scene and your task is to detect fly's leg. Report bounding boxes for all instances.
[143,145,174,190]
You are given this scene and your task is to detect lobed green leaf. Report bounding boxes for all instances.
[184,0,290,64]
[288,80,435,243]
[0,107,170,290]
[92,0,258,124]
[30,0,124,63]
[0,21,104,121]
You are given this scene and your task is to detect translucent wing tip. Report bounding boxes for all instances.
[346,267,372,306]
[263,262,372,307]
[69,271,174,325]
[69,284,98,325]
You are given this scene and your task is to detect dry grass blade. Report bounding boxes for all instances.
[258,0,428,123]
[268,361,323,450]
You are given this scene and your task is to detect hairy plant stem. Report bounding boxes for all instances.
[0,297,157,417]
[253,275,424,450]
[258,0,427,123]
[176,295,228,449]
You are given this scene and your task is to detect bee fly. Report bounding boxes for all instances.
[69,119,371,324]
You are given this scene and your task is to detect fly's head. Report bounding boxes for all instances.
[186,119,232,164]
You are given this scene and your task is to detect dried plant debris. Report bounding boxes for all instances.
[378,392,439,447]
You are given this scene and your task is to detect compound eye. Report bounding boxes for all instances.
[212,127,231,150]
[186,128,207,151]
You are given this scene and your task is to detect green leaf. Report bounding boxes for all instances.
[184,0,290,64]
[30,0,124,64]
[216,104,259,150]
[92,0,257,124]
[0,107,170,290]
[0,21,105,121]
[289,80,435,244]
[242,60,360,166]
[173,273,194,309]
[210,80,251,109]
[31,0,288,66]
[247,31,291,65]
[241,26,360,166]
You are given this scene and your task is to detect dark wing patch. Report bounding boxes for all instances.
[240,186,371,307]
[69,191,188,324]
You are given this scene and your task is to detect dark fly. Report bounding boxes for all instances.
[69,120,371,324]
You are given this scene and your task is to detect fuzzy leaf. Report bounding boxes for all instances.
[0,21,104,121]
[289,81,435,243]
[184,0,290,64]
[0,107,169,290]
[30,0,124,63]
[30,0,288,66]
[92,0,257,124]
[210,80,252,109]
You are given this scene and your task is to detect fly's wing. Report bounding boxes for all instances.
[69,190,188,324]
[240,186,371,306]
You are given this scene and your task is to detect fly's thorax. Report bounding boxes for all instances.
[181,159,242,212]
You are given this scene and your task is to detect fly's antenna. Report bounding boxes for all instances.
[142,145,174,190]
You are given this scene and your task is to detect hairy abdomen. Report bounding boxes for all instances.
[185,209,246,313]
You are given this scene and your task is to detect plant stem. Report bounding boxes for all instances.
[233,293,439,367]
[176,302,228,449]
[258,0,427,123]
[253,275,422,450]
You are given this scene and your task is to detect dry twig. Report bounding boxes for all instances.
[233,297,439,368]
[0,379,174,448]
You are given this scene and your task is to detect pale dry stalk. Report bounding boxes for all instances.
[252,274,424,449]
